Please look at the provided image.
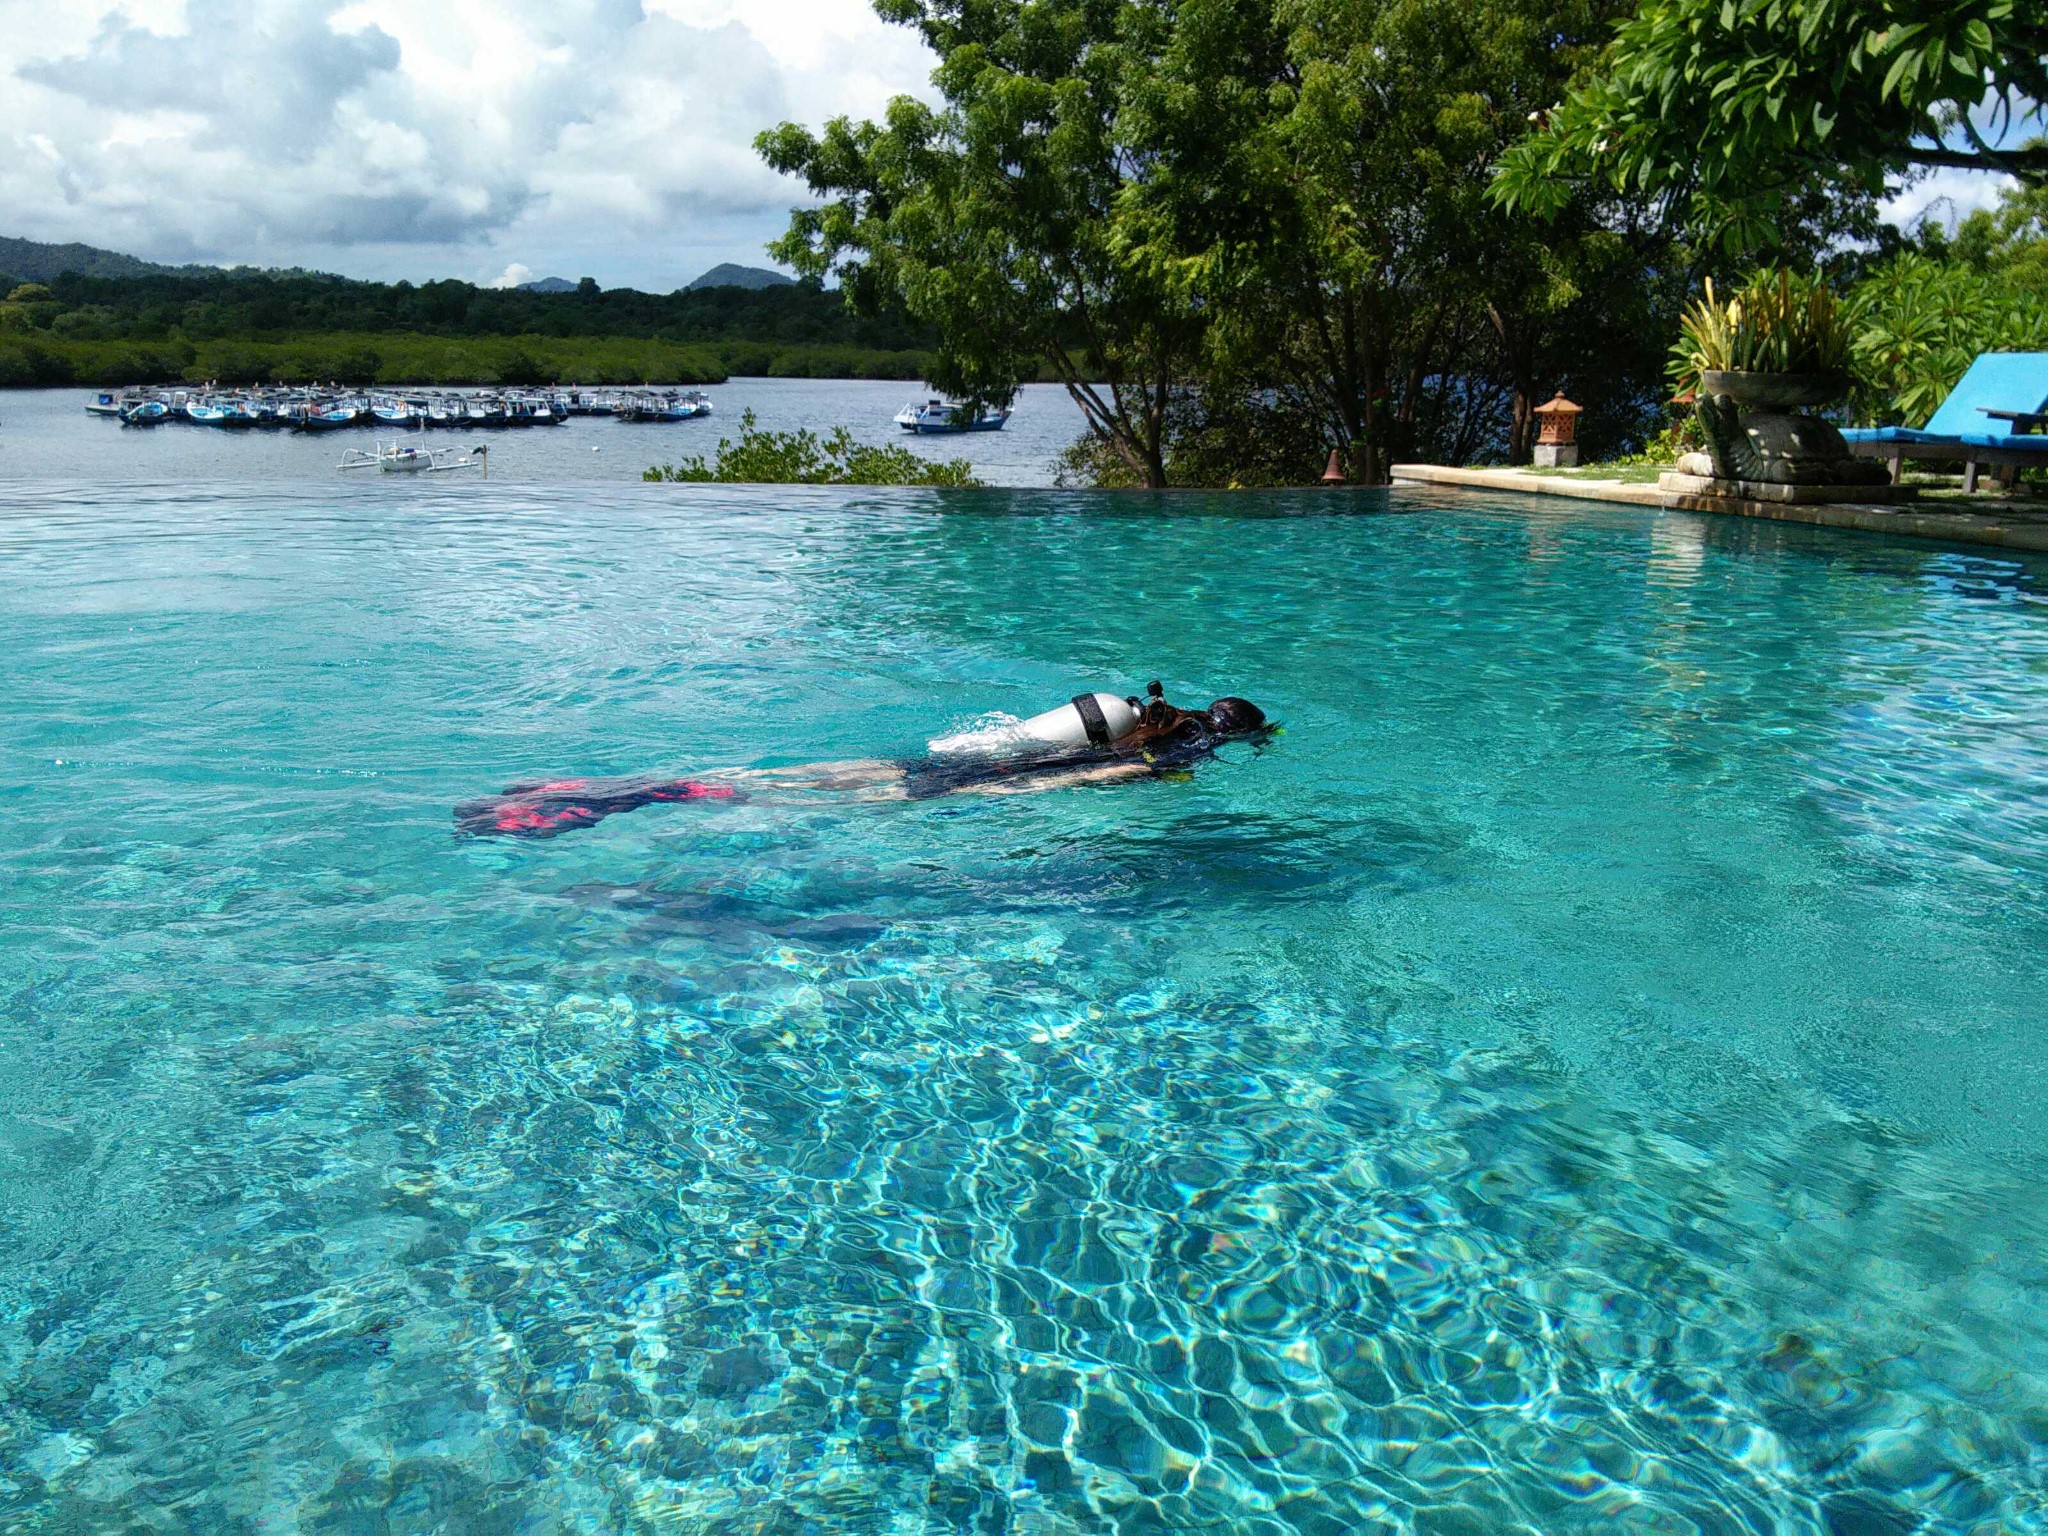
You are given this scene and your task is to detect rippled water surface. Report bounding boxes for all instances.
[2,484,2045,1534]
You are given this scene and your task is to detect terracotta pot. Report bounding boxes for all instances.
[1698,370,1848,409]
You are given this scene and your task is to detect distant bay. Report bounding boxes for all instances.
[0,380,1090,487]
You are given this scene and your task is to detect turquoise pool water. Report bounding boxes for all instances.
[2,484,2045,1533]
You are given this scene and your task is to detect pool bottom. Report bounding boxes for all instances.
[5,911,2039,1534]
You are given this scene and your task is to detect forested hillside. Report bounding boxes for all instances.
[0,236,193,282]
[0,263,935,387]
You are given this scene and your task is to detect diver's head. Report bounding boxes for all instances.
[1206,697,1268,736]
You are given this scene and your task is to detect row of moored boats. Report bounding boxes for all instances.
[89,387,714,430]
[89,387,1016,436]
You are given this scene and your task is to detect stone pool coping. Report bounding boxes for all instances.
[1392,463,2048,555]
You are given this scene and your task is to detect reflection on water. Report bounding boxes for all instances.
[1,484,2044,1532]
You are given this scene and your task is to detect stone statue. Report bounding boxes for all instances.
[1691,384,1891,487]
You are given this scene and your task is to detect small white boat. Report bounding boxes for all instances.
[339,440,489,475]
[894,398,1009,433]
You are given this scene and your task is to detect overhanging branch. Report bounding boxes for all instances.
[1904,143,2048,181]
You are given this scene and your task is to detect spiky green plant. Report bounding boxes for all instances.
[1672,269,1850,394]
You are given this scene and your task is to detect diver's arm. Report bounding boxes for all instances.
[955,760,1157,796]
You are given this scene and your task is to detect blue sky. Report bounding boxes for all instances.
[0,1,2031,292]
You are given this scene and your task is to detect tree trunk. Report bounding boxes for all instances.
[1393,306,1443,466]
[1507,385,1535,465]
[1353,345,1387,485]
[1488,302,1539,465]
[1145,372,1170,489]
[1056,372,1170,488]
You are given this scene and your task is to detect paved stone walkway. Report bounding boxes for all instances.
[1392,464,2048,554]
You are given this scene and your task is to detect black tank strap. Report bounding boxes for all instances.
[1070,693,1112,745]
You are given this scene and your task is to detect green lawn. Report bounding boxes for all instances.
[1516,463,1668,484]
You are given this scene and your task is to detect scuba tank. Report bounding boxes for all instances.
[928,682,1165,758]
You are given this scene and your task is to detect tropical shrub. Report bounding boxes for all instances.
[645,410,981,486]
[1845,254,2048,427]
[1613,409,1703,466]
[1672,269,1850,392]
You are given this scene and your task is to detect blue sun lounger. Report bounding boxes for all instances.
[1843,352,2048,491]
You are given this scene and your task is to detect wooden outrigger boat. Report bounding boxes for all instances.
[338,440,489,475]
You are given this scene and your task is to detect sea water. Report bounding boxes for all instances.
[0,381,1092,488]
[1,483,2044,1533]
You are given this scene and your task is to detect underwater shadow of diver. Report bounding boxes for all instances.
[988,808,1469,914]
[561,879,897,953]
[549,812,1401,957]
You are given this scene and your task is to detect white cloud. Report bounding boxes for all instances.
[1880,88,2040,234]
[0,0,936,288]
[487,262,536,289]
[1881,168,2020,235]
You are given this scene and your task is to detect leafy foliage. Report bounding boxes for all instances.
[1845,256,2048,427]
[1119,0,1633,472]
[1612,409,1704,465]
[1672,269,1850,390]
[1494,0,2048,247]
[644,410,981,485]
[1656,179,2048,438]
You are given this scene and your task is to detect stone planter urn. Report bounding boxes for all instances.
[1684,369,1890,486]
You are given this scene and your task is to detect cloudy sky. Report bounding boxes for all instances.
[0,0,936,290]
[0,2,2027,294]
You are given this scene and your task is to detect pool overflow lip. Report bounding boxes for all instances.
[1392,462,2048,554]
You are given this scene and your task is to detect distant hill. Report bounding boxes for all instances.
[518,276,581,294]
[0,235,184,283]
[685,264,795,292]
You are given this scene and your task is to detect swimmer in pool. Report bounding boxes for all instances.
[454,682,1270,839]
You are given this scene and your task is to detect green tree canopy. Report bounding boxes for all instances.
[1152,0,1664,468]
[1493,0,2048,246]
[757,0,1216,486]
[1929,176,2048,295]
[761,0,1696,481]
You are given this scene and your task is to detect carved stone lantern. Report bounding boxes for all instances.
[1532,393,1582,467]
